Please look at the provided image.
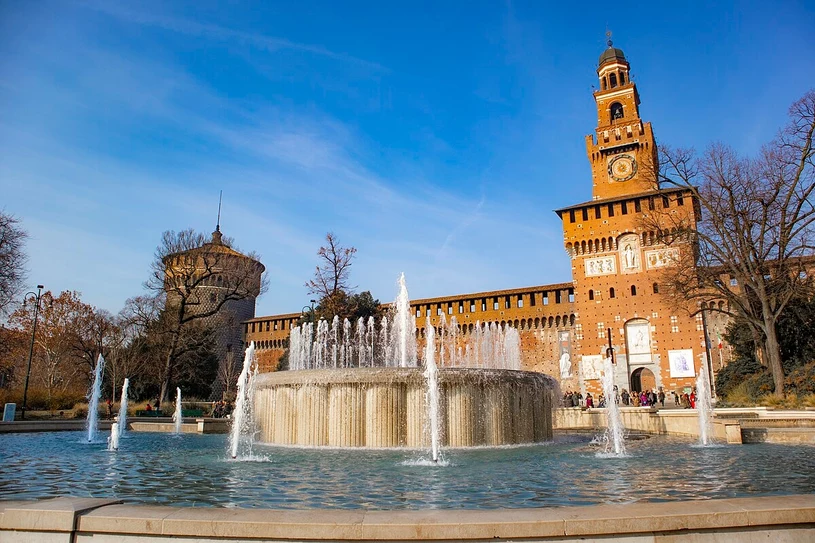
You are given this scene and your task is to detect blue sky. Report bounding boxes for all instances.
[1,0,813,317]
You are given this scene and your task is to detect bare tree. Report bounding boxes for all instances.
[146,229,266,406]
[305,233,357,317]
[216,347,239,400]
[647,90,815,396]
[0,212,28,317]
[72,307,116,375]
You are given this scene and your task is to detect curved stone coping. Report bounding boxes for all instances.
[0,420,114,433]
[1,495,813,541]
[254,366,555,387]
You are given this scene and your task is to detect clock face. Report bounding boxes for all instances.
[608,154,637,182]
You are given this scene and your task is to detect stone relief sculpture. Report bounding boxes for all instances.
[618,234,641,273]
[559,352,572,378]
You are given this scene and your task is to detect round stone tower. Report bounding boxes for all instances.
[163,225,265,400]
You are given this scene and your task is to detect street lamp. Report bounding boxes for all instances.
[21,285,44,421]
[302,299,317,323]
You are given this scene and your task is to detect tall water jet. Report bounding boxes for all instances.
[117,378,129,439]
[696,365,714,445]
[107,422,119,451]
[394,273,417,368]
[424,318,441,463]
[601,357,626,456]
[86,354,105,443]
[173,387,183,435]
[229,342,256,459]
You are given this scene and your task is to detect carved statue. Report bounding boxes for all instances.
[559,352,572,378]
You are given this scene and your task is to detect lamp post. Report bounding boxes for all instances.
[302,299,317,323]
[21,285,44,421]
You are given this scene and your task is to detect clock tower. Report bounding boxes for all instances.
[586,37,657,200]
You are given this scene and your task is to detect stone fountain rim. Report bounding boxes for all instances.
[253,367,556,388]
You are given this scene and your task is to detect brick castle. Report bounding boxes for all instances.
[240,42,733,396]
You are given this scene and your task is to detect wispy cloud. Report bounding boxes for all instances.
[79,1,388,72]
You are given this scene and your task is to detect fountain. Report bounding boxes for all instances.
[696,364,714,445]
[253,275,556,449]
[173,387,183,435]
[86,354,105,443]
[600,357,626,456]
[107,422,119,451]
[423,318,441,462]
[230,342,257,459]
[117,378,129,439]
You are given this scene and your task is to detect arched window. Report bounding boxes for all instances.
[631,285,637,296]
[619,71,626,84]
[610,102,623,120]
[609,73,618,88]
[602,77,607,90]
[588,289,594,301]
[610,287,616,299]
[653,283,659,294]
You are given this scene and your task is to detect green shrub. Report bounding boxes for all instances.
[715,356,763,397]
[784,362,815,396]
[743,370,775,398]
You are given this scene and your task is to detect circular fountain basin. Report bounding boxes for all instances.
[253,367,555,448]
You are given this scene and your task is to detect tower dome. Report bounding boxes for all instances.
[599,46,626,66]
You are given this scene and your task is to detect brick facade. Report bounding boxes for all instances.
[242,44,733,397]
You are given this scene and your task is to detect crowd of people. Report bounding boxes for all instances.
[562,387,698,409]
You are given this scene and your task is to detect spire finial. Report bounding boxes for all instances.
[606,29,613,48]
[216,190,222,233]
[211,190,224,245]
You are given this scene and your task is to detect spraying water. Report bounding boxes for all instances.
[696,365,714,445]
[107,422,119,451]
[287,275,519,371]
[600,357,626,456]
[173,387,183,435]
[395,273,417,368]
[229,342,256,459]
[424,318,441,463]
[86,354,105,443]
[117,378,129,439]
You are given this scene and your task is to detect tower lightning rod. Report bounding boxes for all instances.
[216,190,222,232]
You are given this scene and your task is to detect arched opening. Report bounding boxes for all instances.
[588,289,594,301]
[609,73,618,88]
[630,367,656,393]
[609,287,616,299]
[602,77,607,90]
[631,285,637,296]
[610,102,623,120]
[619,71,626,84]
[653,283,660,294]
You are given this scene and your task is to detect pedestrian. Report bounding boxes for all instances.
[658,388,665,407]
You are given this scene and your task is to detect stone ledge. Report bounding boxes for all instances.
[0,494,805,541]
[0,497,122,532]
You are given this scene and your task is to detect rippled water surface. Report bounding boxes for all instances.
[1,431,814,509]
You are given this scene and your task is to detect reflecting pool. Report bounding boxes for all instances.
[1,431,814,509]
